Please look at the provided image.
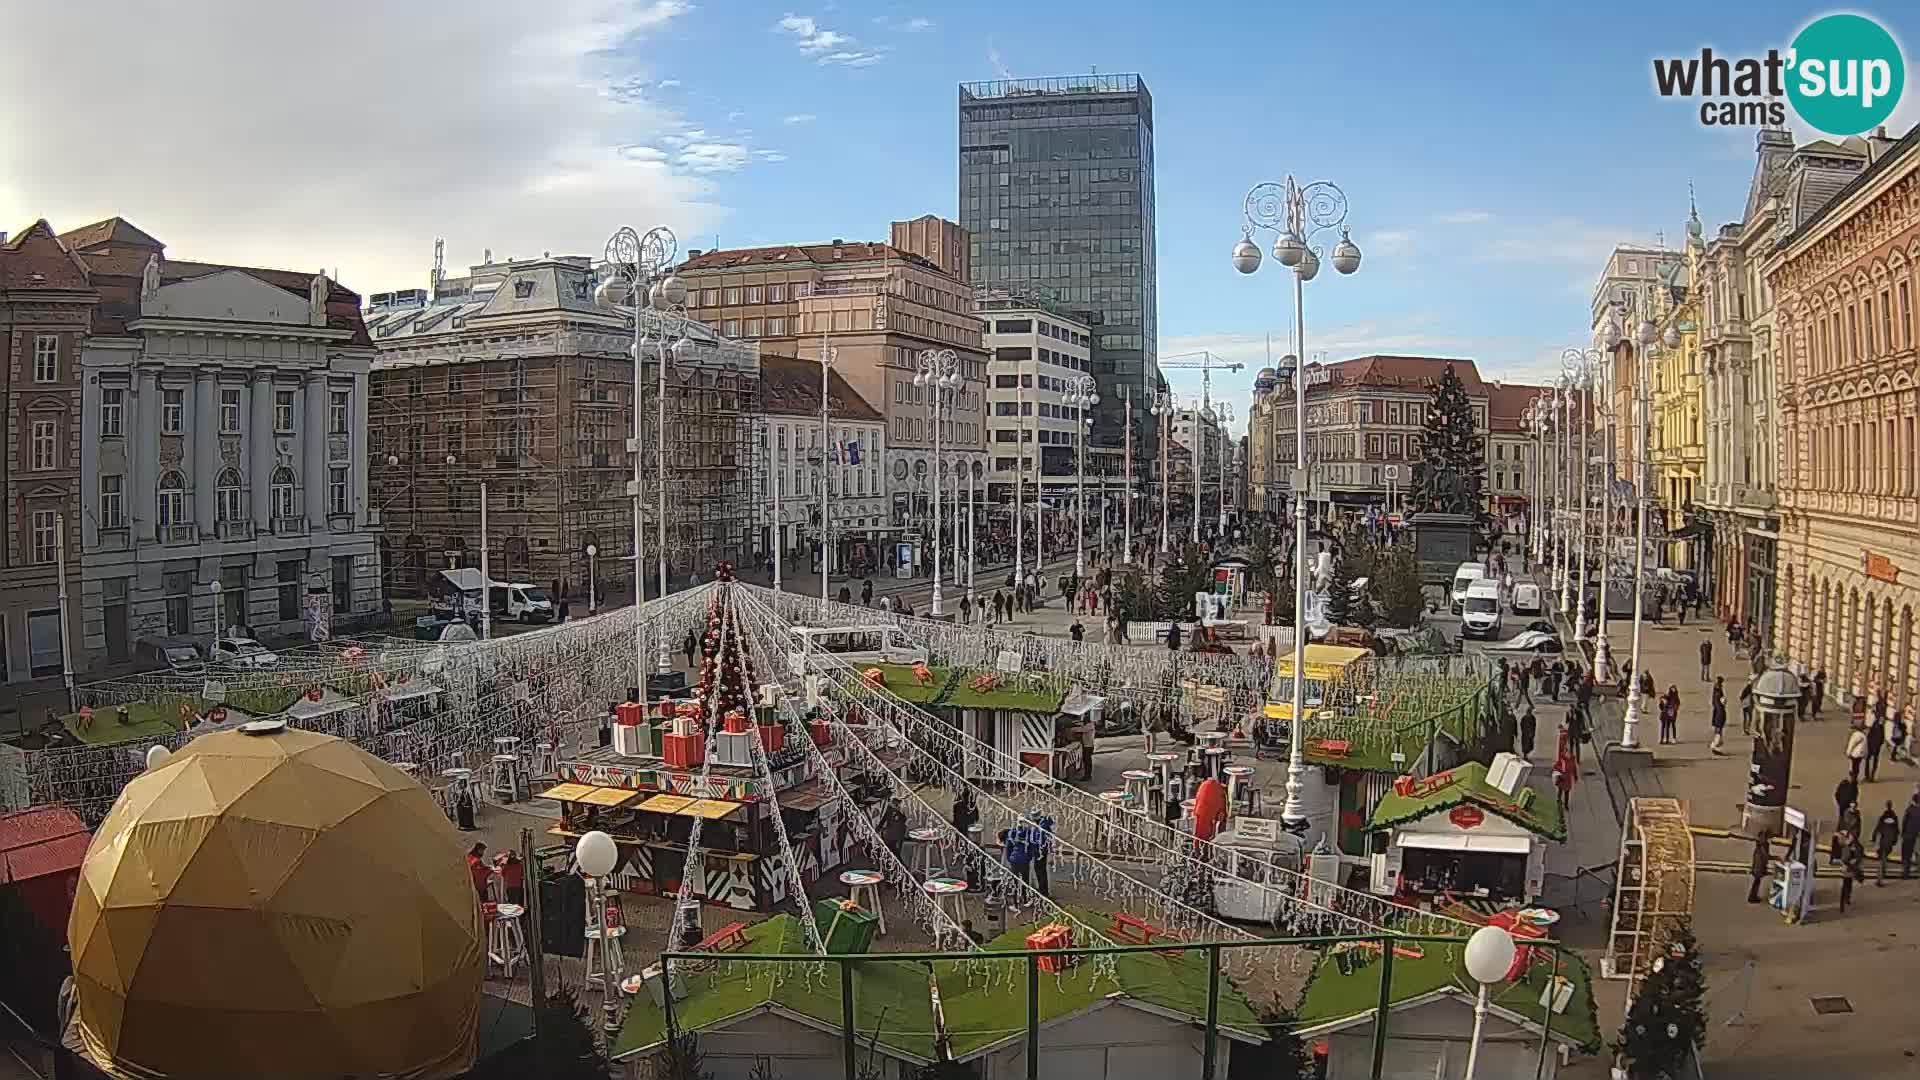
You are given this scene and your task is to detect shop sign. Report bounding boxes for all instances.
[1449,805,1486,830]
[1862,551,1899,585]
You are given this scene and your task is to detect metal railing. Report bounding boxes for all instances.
[653,932,1586,1080]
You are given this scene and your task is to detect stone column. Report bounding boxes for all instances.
[134,369,160,542]
[194,369,217,535]
[251,371,275,530]
[352,371,369,527]
[303,372,327,529]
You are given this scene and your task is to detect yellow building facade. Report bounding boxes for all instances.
[1646,204,1708,570]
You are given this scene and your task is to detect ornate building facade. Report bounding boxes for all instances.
[1700,126,1870,643]
[1773,127,1920,708]
[1650,207,1706,575]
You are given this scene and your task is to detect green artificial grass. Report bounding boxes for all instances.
[1293,938,1601,1054]
[1367,760,1565,841]
[862,663,954,706]
[59,700,194,745]
[324,670,405,700]
[1298,679,1485,774]
[222,685,304,717]
[934,909,1262,1058]
[938,673,1068,714]
[612,917,940,1063]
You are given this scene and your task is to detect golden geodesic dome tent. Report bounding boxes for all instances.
[67,722,483,1079]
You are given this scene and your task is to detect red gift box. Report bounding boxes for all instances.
[1026,923,1074,973]
[755,723,785,752]
[724,711,751,735]
[663,731,704,769]
[808,719,831,748]
[615,702,643,727]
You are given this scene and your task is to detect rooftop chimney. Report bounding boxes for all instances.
[687,249,703,258]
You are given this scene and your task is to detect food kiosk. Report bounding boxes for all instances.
[1211,817,1307,922]
[1365,759,1564,906]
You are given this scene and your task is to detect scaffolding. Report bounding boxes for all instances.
[1603,796,1696,995]
[362,256,761,600]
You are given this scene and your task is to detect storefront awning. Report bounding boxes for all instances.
[572,786,644,808]
[1397,832,1532,854]
[638,793,743,820]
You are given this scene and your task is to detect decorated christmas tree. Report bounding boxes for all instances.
[1411,362,1492,545]
[1154,542,1213,620]
[1616,923,1708,1079]
[695,564,753,720]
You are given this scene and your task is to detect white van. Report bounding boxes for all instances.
[1461,580,1504,639]
[1450,563,1487,614]
[491,582,555,623]
[1510,581,1544,616]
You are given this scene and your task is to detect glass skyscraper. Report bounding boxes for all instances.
[958,74,1158,467]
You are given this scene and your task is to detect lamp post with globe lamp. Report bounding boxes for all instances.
[1565,345,1605,644]
[1593,309,1629,681]
[1462,924,1519,1080]
[818,337,837,612]
[1215,402,1235,538]
[1065,375,1099,578]
[574,830,622,1041]
[1556,375,1575,617]
[1232,176,1361,837]
[1619,316,1661,750]
[1149,389,1175,554]
[596,225,686,699]
[585,544,598,615]
[915,349,961,617]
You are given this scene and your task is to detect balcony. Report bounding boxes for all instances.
[216,520,253,541]
[272,517,309,537]
[160,524,197,546]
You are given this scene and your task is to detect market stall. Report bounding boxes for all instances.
[1365,760,1564,906]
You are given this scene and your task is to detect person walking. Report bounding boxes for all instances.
[1872,801,1900,884]
[1660,685,1681,744]
[1813,669,1827,719]
[1166,622,1183,652]
[1746,831,1773,904]
[1070,620,1084,643]
[683,629,698,670]
[1838,831,1864,913]
[1699,638,1713,682]
[861,579,873,606]
[1710,677,1728,754]
[1519,707,1537,760]
[1864,714,1886,782]
[1739,678,1756,736]
[1901,791,1920,879]
[1835,775,1858,821]
[1797,675,1811,722]
[1846,723,1869,783]
[959,595,972,624]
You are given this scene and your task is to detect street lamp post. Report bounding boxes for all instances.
[967,460,980,607]
[1150,389,1174,554]
[597,224,686,700]
[1066,375,1099,578]
[1555,379,1572,616]
[915,349,961,617]
[1565,347,1603,642]
[1122,387,1134,563]
[1215,402,1234,538]
[1233,175,1362,836]
[819,337,837,612]
[1621,318,1659,751]
[771,422,783,593]
[586,543,598,615]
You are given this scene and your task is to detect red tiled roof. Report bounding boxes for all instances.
[679,240,938,274]
[57,216,165,254]
[0,220,93,291]
[759,354,884,421]
[1313,355,1487,393]
[0,806,89,884]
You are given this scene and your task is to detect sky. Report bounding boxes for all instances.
[4,0,1917,428]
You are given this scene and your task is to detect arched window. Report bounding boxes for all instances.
[215,467,245,523]
[271,466,297,522]
[157,470,186,529]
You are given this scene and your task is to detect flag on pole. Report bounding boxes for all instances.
[846,440,862,465]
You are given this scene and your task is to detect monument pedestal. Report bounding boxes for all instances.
[1408,512,1476,584]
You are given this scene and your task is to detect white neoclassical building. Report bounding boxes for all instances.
[63,219,379,667]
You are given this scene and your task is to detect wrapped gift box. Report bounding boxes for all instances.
[808,719,832,748]
[662,731,704,769]
[1026,922,1074,973]
[713,731,756,768]
[613,720,654,758]
[615,701,645,727]
[723,711,751,735]
[755,723,785,752]
[813,897,880,955]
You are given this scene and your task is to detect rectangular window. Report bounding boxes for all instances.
[219,388,242,433]
[32,334,58,383]
[746,286,761,303]
[723,320,739,337]
[332,555,352,614]
[1881,289,1893,351]
[219,565,246,634]
[277,560,303,622]
[745,318,762,337]
[767,317,786,335]
[702,288,719,306]
[100,475,125,529]
[27,609,62,678]
[164,570,192,636]
[1864,298,1876,354]
[723,287,742,305]
[448,368,465,393]
[768,284,786,302]
[329,390,350,434]
[161,389,184,434]
[29,420,57,470]
[274,390,296,433]
[1901,282,1913,349]
[29,510,57,565]
[328,467,349,515]
[1849,307,1861,360]
[100,388,124,436]
[102,578,130,663]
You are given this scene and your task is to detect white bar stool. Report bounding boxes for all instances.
[488,754,519,803]
[907,827,944,877]
[585,924,626,988]
[488,903,529,978]
[839,869,886,935]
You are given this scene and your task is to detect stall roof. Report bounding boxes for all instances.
[573,786,645,808]
[1367,761,1566,842]
[537,783,599,803]
[774,780,833,812]
[1274,644,1371,681]
[940,672,1069,713]
[1395,833,1533,854]
[860,662,953,705]
[0,806,89,884]
[636,793,697,814]
[1262,702,1319,722]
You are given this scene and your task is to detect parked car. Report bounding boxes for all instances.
[1450,562,1487,615]
[1510,582,1544,615]
[1461,580,1504,640]
[208,636,281,669]
[135,636,205,677]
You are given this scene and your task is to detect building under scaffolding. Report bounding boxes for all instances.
[362,250,760,602]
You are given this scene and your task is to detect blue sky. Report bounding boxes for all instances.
[5,0,1915,424]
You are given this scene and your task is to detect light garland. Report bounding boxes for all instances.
[665,585,750,956]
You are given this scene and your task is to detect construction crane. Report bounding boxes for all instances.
[1156,350,1246,413]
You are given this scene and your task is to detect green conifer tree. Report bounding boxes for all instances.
[1325,552,1355,626]
[1616,923,1708,1079]
[1411,362,1492,545]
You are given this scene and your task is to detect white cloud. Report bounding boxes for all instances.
[657,78,682,88]
[1366,229,1416,257]
[754,150,789,163]
[1437,210,1493,225]
[783,113,817,125]
[0,0,727,293]
[1475,219,1645,266]
[988,41,1013,79]
[676,143,753,173]
[777,12,883,67]
[819,50,883,67]
[904,17,934,31]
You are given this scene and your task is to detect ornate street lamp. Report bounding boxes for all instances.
[914,349,961,617]
[1065,375,1099,577]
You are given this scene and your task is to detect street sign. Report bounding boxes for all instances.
[1384,464,1400,481]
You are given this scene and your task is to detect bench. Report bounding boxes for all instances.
[696,921,750,954]
[1109,913,1183,954]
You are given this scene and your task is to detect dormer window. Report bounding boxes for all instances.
[513,278,536,299]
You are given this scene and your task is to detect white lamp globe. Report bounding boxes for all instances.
[1662,326,1681,349]
[1464,924,1518,985]
[1297,248,1322,282]
[1273,230,1307,267]
[660,274,689,306]
[1635,320,1657,346]
[1330,228,1362,275]
[586,543,597,557]
[576,830,619,878]
[1231,236,1262,274]
[145,745,171,771]
[1603,319,1623,348]
[593,276,630,310]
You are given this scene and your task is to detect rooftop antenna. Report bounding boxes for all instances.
[430,238,445,303]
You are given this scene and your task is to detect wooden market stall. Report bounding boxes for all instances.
[858,662,1076,784]
[1364,760,1565,906]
